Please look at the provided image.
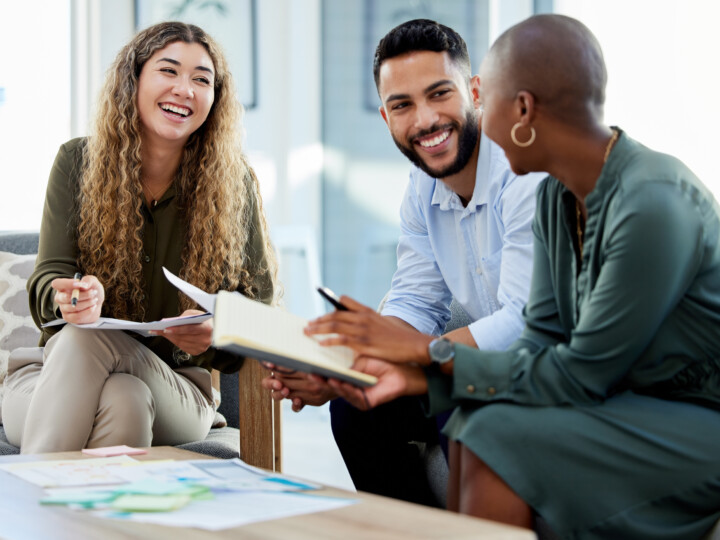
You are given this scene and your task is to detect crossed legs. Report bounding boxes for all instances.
[2,326,215,453]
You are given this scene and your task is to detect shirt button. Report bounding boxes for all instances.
[144,255,151,263]
[487,387,497,396]
[466,384,475,394]
[475,267,483,275]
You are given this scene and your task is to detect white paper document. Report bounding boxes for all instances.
[41,268,215,336]
[0,456,137,488]
[42,312,212,337]
[100,491,356,530]
[2,455,355,530]
[161,267,217,313]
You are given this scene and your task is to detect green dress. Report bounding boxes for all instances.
[428,130,720,539]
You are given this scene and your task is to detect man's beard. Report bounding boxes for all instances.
[392,108,480,179]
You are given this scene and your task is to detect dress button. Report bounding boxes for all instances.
[487,387,496,396]
[144,255,151,263]
[466,384,476,394]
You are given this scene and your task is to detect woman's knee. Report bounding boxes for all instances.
[43,326,134,372]
[99,373,154,418]
[458,444,533,527]
[89,374,155,447]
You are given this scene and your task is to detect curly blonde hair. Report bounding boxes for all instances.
[77,21,276,320]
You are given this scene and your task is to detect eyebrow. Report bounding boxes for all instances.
[384,79,455,105]
[156,57,214,76]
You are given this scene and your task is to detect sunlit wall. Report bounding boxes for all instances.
[553,0,719,192]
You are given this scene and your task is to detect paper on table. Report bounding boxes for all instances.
[81,445,148,457]
[98,491,357,530]
[108,460,218,484]
[112,458,319,492]
[42,313,212,337]
[0,456,137,488]
[111,493,193,512]
[189,458,321,491]
[20,455,353,529]
[40,490,118,507]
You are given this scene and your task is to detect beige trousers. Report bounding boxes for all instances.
[1,325,215,454]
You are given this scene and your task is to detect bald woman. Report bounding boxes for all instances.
[303,13,720,538]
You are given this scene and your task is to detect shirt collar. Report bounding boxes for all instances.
[430,132,490,212]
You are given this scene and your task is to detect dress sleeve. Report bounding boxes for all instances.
[28,141,83,338]
[381,174,452,334]
[430,181,706,411]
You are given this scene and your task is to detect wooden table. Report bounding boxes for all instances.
[0,447,536,539]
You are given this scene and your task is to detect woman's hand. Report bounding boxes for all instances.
[327,357,428,411]
[151,309,213,356]
[304,296,434,364]
[52,275,104,324]
[260,362,337,412]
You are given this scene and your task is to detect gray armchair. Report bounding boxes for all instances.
[0,232,246,460]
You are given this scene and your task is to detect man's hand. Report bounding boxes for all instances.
[52,275,104,324]
[150,309,213,356]
[304,296,434,364]
[260,363,337,412]
[327,357,428,411]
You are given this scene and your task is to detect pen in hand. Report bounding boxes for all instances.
[71,272,82,307]
[317,287,349,311]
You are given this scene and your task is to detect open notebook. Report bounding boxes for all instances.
[213,291,377,387]
[162,268,375,387]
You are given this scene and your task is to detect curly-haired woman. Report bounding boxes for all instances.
[2,21,277,453]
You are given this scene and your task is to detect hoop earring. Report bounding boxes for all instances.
[510,122,536,147]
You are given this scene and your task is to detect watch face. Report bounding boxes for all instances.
[430,338,454,364]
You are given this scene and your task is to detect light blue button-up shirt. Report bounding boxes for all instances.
[381,134,546,350]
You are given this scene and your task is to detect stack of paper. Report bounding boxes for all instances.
[0,456,356,530]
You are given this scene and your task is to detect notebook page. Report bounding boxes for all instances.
[214,291,354,368]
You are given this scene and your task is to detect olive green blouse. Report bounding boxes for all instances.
[28,137,274,373]
[428,130,720,411]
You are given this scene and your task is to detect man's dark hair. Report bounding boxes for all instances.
[373,19,471,90]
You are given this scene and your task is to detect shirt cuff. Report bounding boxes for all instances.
[467,304,525,351]
[381,304,444,336]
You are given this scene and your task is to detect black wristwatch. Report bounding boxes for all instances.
[428,337,455,365]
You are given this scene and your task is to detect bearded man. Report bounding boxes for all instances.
[264,18,546,506]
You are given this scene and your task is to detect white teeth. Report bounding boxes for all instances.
[419,131,449,148]
[160,104,190,116]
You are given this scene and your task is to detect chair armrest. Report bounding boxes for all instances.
[237,359,282,471]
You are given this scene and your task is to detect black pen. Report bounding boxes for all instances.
[71,272,82,307]
[316,286,349,311]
